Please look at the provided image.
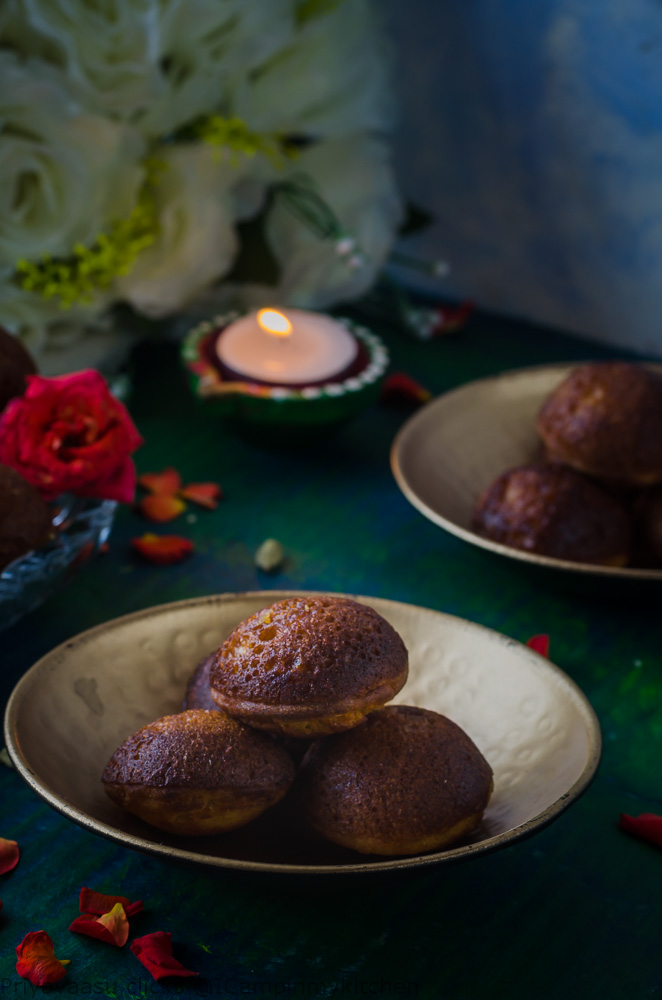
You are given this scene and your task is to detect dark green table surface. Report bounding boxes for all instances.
[2,309,660,999]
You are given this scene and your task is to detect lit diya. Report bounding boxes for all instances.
[181,308,388,433]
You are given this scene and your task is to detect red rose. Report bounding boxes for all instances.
[0,370,142,503]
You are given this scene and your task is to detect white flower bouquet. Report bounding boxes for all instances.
[0,0,402,372]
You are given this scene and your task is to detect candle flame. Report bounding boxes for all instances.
[257,308,292,338]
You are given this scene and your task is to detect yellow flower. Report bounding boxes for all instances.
[194,115,297,167]
[14,162,162,308]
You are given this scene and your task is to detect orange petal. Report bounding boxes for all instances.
[139,494,186,522]
[79,887,143,917]
[381,372,432,406]
[178,482,223,509]
[430,301,474,335]
[131,534,194,565]
[70,903,129,947]
[138,468,182,496]
[16,931,70,985]
[98,903,129,946]
[0,837,19,874]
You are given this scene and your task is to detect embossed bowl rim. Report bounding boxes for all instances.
[391,361,662,580]
[4,591,602,874]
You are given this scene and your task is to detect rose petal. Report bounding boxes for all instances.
[139,494,187,522]
[16,931,70,985]
[430,301,474,335]
[78,455,138,505]
[619,813,662,848]
[526,635,550,658]
[179,482,223,509]
[131,534,194,565]
[0,370,142,503]
[79,887,143,917]
[70,903,129,947]
[130,931,198,981]
[138,468,182,496]
[69,915,111,943]
[0,837,19,874]
[97,903,130,946]
[381,372,432,406]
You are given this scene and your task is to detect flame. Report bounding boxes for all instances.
[257,308,292,338]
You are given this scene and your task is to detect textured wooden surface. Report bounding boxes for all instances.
[1,310,660,998]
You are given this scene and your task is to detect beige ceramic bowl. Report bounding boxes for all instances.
[4,591,600,874]
[391,363,662,582]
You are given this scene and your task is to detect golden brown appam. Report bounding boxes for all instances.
[472,463,631,566]
[209,596,408,738]
[537,362,662,485]
[102,709,295,835]
[298,705,493,856]
[181,656,310,762]
[182,653,219,711]
[0,464,53,571]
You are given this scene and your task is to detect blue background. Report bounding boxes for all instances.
[384,0,662,355]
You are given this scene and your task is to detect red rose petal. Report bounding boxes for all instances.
[79,887,143,917]
[130,932,198,981]
[138,468,182,496]
[0,837,19,874]
[97,904,130,946]
[82,454,138,505]
[179,482,223,509]
[69,915,110,942]
[430,301,475,335]
[139,493,187,522]
[131,534,194,565]
[526,635,550,658]
[381,372,432,406]
[16,931,70,985]
[70,903,129,947]
[0,371,142,503]
[619,813,662,848]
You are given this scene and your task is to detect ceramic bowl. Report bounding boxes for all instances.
[4,591,600,875]
[391,363,662,585]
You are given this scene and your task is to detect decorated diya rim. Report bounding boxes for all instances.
[181,312,388,422]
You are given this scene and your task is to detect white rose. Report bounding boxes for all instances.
[143,0,295,136]
[116,145,240,318]
[0,270,108,332]
[0,271,128,374]
[5,0,294,137]
[0,53,144,268]
[231,0,395,138]
[238,134,402,309]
